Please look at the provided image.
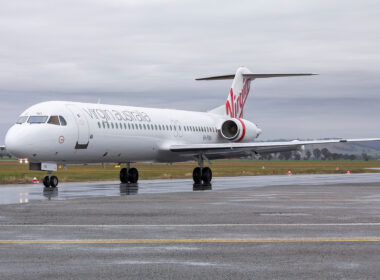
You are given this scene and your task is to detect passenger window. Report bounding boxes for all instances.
[59,116,67,126]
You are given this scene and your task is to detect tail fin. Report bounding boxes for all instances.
[198,67,316,118]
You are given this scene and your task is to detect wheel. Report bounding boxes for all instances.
[120,168,128,183]
[128,168,139,183]
[43,176,50,188]
[193,167,202,184]
[50,176,59,188]
[201,167,212,184]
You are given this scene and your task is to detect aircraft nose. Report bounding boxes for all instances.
[5,125,29,158]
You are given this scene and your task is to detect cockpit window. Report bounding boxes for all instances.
[16,116,28,124]
[59,116,67,126]
[47,116,60,125]
[27,116,48,124]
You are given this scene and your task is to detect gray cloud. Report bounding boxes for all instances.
[1,0,380,143]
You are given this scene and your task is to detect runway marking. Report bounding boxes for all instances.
[1,223,380,227]
[1,238,380,244]
[68,199,380,203]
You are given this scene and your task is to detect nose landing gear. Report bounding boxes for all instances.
[42,173,59,188]
[120,163,139,184]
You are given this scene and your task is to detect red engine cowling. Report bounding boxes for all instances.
[220,118,260,142]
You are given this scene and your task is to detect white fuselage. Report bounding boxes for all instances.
[5,101,261,164]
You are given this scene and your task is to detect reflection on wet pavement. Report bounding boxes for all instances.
[1,173,380,205]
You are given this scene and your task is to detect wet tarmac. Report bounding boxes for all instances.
[2,174,380,279]
[2,173,380,205]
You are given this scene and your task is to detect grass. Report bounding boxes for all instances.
[1,159,380,184]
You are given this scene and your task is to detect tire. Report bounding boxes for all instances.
[201,167,212,184]
[43,176,50,188]
[120,168,128,183]
[128,168,139,183]
[193,167,202,184]
[50,176,59,188]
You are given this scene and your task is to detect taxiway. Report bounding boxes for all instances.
[1,174,380,279]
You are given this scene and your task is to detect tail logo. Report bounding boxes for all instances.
[226,79,251,118]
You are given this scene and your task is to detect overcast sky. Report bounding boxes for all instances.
[1,0,380,144]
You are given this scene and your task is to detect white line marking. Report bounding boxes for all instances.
[1,223,380,227]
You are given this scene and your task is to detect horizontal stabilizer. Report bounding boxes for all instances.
[196,73,317,80]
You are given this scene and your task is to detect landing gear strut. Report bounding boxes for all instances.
[193,154,212,187]
[120,163,139,184]
[43,172,59,188]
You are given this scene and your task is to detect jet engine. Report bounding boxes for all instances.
[220,118,261,142]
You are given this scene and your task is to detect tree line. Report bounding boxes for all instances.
[258,148,371,161]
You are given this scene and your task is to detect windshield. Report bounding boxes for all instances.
[16,116,28,124]
[27,116,48,124]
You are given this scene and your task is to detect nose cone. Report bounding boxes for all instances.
[5,125,29,158]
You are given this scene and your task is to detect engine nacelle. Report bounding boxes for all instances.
[220,118,261,142]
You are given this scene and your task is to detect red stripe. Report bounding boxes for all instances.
[235,118,246,142]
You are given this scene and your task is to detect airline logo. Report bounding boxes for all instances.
[83,108,151,123]
[226,78,251,118]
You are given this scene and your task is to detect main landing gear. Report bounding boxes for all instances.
[193,154,212,189]
[120,163,139,184]
[42,172,59,188]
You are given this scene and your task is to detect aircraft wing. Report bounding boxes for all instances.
[170,138,380,159]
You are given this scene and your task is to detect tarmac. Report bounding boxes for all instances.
[1,173,380,279]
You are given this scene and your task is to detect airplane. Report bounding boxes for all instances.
[4,67,380,188]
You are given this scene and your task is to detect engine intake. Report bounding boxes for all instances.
[221,120,239,140]
[219,118,260,142]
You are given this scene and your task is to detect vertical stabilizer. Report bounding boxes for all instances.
[225,67,252,118]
